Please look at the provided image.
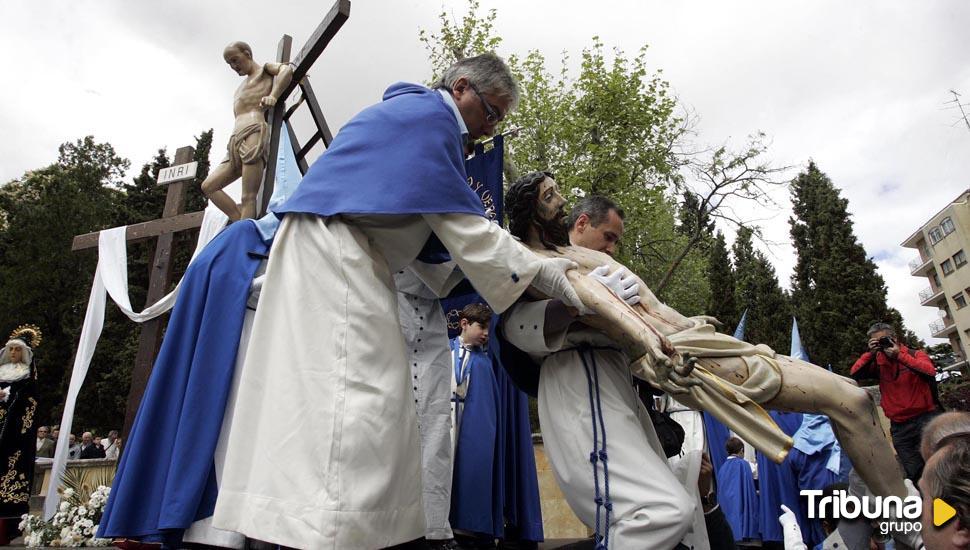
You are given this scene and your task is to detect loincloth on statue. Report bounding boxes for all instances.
[220,120,269,172]
[636,320,792,463]
[667,321,784,405]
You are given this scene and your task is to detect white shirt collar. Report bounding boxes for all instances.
[437,88,469,138]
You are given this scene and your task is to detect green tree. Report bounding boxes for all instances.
[707,231,738,331]
[659,133,789,294]
[733,226,790,350]
[0,137,128,427]
[789,161,898,373]
[419,0,710,314]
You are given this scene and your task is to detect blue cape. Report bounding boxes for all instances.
[488,315,543,541]
[450,338,502,537]
[277,83,485,218]
[757,411,807,543]
[717,457,760,542]
[98,221,269,545]
[703,411,731,473]
[793,413,843,475]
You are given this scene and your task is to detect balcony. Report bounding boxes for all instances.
[930,318,958,337]
[920,286,945,306]
[909,256,934,276]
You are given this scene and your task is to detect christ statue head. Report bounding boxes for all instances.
[505,171,569,250]
[223,41,256,76]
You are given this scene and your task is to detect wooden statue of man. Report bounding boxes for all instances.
[201,41,293,221]
[504,172,923,549]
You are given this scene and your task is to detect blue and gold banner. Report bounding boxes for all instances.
[442,135,505,338]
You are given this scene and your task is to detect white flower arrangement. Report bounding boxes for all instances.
[19,485,112,547]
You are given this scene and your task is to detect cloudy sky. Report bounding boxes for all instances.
[4,1,970,345]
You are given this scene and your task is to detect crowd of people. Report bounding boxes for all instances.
[34,425,121,461]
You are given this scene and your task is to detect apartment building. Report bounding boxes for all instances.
[901,189,970,369]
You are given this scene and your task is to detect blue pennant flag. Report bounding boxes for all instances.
[733,308,748,341]
[790,317,809,361]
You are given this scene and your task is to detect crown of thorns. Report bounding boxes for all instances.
[9,324,42,348]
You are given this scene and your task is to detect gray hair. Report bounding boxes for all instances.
[566,195,625,231]
[435,53,519,109]
[921,412,970,460]
[866,322,895,338]
[924,438,970,528]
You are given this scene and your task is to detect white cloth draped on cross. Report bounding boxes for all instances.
[44,205,228,519]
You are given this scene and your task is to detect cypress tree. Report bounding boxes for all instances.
[789,161,894,374]
[733,226,790,351]
[707,231,738,330]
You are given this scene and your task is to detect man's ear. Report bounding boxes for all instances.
[451,77,469,97]
[574,212,590,234]
[953,518,970,548]
[459,318,469,330]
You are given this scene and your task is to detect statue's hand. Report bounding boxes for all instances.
[649,349,700,395]
[260,95,278,109]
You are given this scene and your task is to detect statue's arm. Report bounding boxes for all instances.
[261,63,294,107]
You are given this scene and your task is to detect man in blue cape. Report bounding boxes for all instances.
[209,54,585,549]
[717,436,760,545]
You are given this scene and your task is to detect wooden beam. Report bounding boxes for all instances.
[286,0,351,96]
[123,145,196,438]
[71,211,204,251]
[259,34,293,217]
[285,120,309,174]
[300,79,335,147]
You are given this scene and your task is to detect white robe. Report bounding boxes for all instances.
[394,265,462,541]
[213,212,538,549]
[503,300,696,549]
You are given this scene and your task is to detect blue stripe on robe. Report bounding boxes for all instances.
[717,456,761,542]
[450,338,502,537]
[757,411,807,543]
[98,220,268,545]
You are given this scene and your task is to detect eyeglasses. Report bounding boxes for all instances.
[467,82,504,124]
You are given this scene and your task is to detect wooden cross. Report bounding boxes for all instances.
[70,0,350,437]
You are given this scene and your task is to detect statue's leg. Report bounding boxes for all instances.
[239,161,263,220]
[763,359,907,501]
[201,162,242,221]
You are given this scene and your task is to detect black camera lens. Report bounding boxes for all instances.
[878,336,893,348]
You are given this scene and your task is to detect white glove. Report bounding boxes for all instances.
[532,257,588,314]
[588,265,640,306]
[0,388,8,403]
[779,504,807,550]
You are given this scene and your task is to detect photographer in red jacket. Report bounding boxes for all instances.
[850,322,942,481]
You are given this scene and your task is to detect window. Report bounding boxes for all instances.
[942,217,956,236]
[956,250,967,268]
[954,293,967,309]
[930,227,945,245]
[934,272,943,288]
[943,259,955,275]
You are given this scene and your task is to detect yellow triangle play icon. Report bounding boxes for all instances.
[934,498,957,527]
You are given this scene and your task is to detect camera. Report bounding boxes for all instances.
[875,336,894,350]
